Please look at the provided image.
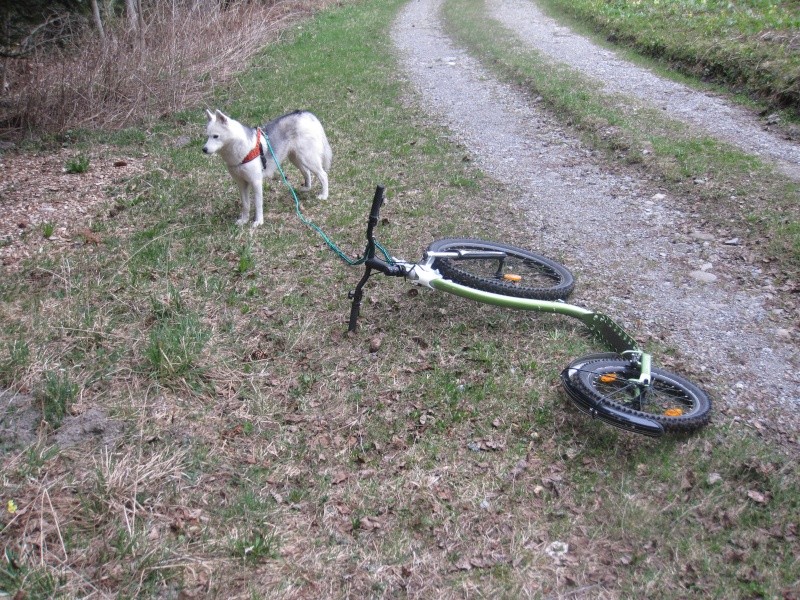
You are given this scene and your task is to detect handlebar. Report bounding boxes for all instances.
[348,185,403,332]
[361,185,405,277]
[366,185,386,245]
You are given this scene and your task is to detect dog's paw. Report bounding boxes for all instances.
[251,219,263,229]
[317,193,328,200]
[235,217,248,226]
[297,185,311,192]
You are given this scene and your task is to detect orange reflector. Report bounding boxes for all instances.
[664,408,684,417]
[503,274,522,283]
[599,374,618,384]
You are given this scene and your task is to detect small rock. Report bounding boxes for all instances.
[776,328,791,340]
[690,231,715,242]
[707,473,723,485]
[724,238,740,246]
[690,270,717,283]
[651,193,666,201]
[545,541,569,560]
[747,490,768,504]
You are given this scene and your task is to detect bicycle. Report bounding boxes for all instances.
[346,185,712,438]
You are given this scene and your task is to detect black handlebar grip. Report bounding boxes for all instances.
[365,185,385,249]
[369,185,386,221]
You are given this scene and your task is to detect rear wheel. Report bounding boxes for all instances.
[574,359,712,433]
[426,238,574,300]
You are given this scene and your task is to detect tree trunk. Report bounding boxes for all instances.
[125,0,138,31]
[90,0,105,39]
[136,0,145,37]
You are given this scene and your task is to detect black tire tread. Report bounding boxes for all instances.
[427,238,574,301]
[574,359,712,433]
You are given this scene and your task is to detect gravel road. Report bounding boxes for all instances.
[392,0,800,440]
[489,0,800,181]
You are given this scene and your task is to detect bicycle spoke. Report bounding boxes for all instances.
[593,379,643,409]
[428,239,574,301]
[583,368,695,416]
[642,381,696,411]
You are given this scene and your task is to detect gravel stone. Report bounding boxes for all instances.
[690,270,718,283]
[392,0,800,438]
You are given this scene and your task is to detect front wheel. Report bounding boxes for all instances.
[426,239,574,301]
[574,359,712,433]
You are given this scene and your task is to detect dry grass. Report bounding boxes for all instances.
[1,0,799,597]
[0,0,335,138]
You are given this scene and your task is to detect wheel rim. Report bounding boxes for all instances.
[444,248,562,288]
[591,368,700,417]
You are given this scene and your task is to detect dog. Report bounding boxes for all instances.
[203,109,332,227]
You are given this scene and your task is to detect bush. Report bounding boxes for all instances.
[0,0,327,138]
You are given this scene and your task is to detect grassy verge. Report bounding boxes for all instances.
[1,0,799,597]
[539,0,800,118]
[443,0,800,279]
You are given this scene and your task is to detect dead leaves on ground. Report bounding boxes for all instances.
[0,146,146,270]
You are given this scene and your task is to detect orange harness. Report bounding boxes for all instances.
[241,128,263,165]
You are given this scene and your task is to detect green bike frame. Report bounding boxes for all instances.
[426,274,651,385]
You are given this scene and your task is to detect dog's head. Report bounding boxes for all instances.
[202,109,230,155]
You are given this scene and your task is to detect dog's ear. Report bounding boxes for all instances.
[205,109,215,122]
[215,110,229,125]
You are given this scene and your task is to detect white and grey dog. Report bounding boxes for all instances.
[203,109,332,227]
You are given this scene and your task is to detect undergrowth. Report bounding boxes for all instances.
[0,0,340,138]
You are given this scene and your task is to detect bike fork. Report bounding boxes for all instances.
[348,266,373,332]
[622,350,652,386]
[620,351,653,412]
[492,256,507,279]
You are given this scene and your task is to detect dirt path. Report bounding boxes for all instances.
[392,0,800,440]
[489,0,800,181]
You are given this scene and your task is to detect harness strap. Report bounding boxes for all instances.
[241,127,263,165]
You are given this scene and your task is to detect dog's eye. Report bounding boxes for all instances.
[212,135,219,139]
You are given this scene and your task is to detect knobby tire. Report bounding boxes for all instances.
[574,359,712,433]
[427,239,574,301]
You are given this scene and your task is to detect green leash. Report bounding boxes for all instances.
[264,134,393,267]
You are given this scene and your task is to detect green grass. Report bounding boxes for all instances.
[0,0,798,598]
[540,0,800,117]
[65,154,91,174]
[39,370,78,429]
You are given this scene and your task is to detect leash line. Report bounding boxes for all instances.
[263,132,393,267]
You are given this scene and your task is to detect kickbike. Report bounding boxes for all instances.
[346,186,712,437]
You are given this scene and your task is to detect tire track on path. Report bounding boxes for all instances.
[489,0,800,181]
[392,0,799,438]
